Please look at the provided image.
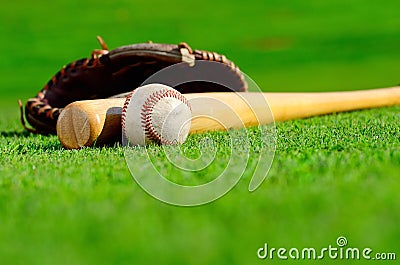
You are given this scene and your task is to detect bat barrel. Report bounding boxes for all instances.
[57,98,125,149]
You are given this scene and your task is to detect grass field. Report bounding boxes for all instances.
[1,0,400,264]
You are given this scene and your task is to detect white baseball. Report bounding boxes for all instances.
[121,84,192,146]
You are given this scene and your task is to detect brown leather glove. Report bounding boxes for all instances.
[20,36,247,134]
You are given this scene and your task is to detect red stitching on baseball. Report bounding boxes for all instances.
[121,89,136,137]
[141,89,191,145]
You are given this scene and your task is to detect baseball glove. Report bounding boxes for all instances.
[19,36,248,134]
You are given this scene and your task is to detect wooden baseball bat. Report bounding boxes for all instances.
[57,86,400,149]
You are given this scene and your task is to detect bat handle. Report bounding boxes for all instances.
[265,86,400,122]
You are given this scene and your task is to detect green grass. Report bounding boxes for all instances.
[1,0,400,264]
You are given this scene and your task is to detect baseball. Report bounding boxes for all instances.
[121,84,192,146]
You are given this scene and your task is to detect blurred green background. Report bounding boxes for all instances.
[0,0,399,264]
[2,0,400,103]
